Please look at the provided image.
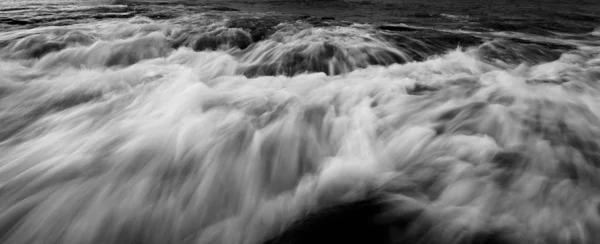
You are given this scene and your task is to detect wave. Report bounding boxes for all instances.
[3,15,577,77]
[1,11,600,244]
[0,17,410,76]
[592,27,600,37]
[238,26,409,76]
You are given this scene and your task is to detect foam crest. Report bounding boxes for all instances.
[240,26,410,76]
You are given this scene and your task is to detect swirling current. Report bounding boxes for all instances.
[1,0,600,244]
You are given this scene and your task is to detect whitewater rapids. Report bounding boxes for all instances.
[1,11,600,244]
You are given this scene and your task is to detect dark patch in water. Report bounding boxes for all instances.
[554,12,599,22]
[406,83,438,95]
[382,30,483,61]
[264,193,521,244]
[477,38,575,66]
[513,100,600,185]
[140,11,178,20]
[242,41,407,77]
[508,38,575,51]
[437,102,488,125]
[227,17,282,42]
[192,30,253,51]
[1,30,96,60]
[525,78,568,85]
[0,17,33,26]
[28,42,66,59]
[412,12,438,18]
[169,27,253,51]
[208,6,240,12]
[479,21,554,36]
[487,92,515,106]
[262,196,395,244]
[0,7,30,12]
[492,150,528,170]
[377,25,419,32]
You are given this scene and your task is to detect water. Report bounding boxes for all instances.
[0,0,600,243]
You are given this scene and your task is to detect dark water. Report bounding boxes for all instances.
[1,0,600,244]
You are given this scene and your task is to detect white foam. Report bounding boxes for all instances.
[1,15,600,244]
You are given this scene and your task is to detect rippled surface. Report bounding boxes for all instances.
[1,0,600,243]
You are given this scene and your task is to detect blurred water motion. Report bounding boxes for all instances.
[1,0,600,243]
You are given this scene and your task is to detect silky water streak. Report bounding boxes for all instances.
[1,4,600,244]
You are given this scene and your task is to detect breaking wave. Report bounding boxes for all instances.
[1,4,600,244]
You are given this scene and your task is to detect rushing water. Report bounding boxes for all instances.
[1,0,600,243]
